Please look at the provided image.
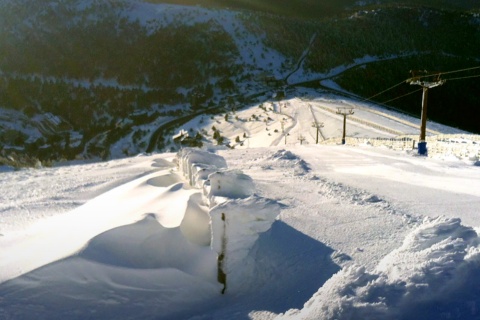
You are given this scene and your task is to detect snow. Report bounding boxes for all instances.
[1,77,480,320]
[2,104,480,319]
[1,2,480,318]
[278,216,480,320]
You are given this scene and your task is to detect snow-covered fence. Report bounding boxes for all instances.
[204,170,255,206]
[426,135,480,160]
[321,134,480,159]
[176,148,280,293]
[321,136,415,151]
[177,148,227,188]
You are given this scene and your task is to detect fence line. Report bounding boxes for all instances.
[320,134,480,159]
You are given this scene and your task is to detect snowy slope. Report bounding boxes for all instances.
[1,89,480,319]
[168,88,469,156]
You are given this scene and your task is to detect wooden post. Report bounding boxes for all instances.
[217,212,227,294]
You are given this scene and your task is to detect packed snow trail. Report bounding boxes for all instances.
[220,147,415,271]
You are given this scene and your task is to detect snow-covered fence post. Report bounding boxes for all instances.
[205,171,280,293]
[209,194,280,293]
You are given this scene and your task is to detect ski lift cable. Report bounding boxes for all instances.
[380,88,423,105]
[411,65,480,80]
[361,65,480,103]
[443,74,480,81]
[360,66,480,107]
[361,80,406,102]
[377,73,480,105]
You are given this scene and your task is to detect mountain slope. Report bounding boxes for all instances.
[0,0,479,165]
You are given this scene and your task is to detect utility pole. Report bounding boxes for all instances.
[311,121,324,144]
[406,70,445,155]
[336,107,354,145]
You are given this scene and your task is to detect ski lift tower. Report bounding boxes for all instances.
[336,107,354,145]
[406,70,445,155]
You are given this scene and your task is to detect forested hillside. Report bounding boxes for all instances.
[0,0,479,166]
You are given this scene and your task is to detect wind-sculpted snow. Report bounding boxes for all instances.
[178,147,280,293]
[0,150,284,319]
[177,147,228,188]
[277,217,480,320]
[205,170,255,202]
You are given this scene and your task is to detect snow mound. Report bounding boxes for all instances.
[270,149,299,161]
[269,149,311,176]
[277,216,480,320]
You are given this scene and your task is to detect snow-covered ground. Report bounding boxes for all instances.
[1,89,480,319]
[2,1,479,318]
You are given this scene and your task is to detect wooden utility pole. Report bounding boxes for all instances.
[406,70,445,155]
[311,121,324,144]
[336,107,354,145]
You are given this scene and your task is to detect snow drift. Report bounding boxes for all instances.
[277,216,480,320]
[0,148,282,319]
